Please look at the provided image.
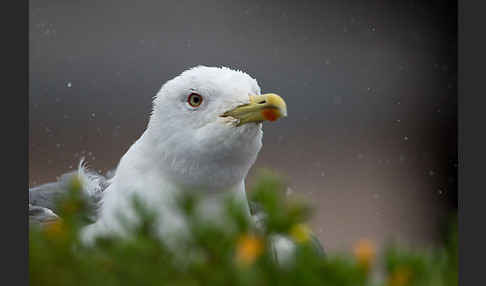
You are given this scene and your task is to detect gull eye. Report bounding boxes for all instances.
[187,93,203,107]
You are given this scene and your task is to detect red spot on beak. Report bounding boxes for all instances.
[261,109,279,122]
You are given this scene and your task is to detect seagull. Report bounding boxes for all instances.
[29,66,323,262]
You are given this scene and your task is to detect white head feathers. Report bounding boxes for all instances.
[144,66,264,191]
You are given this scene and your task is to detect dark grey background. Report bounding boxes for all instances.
[29,0,457,251]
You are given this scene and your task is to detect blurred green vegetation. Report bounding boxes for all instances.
[29,173,457,286]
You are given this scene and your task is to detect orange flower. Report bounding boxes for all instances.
[353,238,376,270]
[387,266,412,286]
[290,223,311,243]
[235,233,264,266]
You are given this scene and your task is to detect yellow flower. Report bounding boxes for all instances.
[235,233,264,266]
[290,223,311,243]
[353,238,376,270]
[387,266,412,286]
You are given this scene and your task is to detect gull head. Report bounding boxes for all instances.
[146,66,287,191]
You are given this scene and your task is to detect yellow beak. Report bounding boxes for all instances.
[221,93,288,126]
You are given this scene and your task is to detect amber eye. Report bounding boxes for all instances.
[187,93,203,107]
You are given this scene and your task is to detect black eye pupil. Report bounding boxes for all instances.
[188,93,202,106]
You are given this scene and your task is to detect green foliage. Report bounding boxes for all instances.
[29,174,457,286]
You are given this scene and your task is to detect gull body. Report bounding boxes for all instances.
[81,66,287,244]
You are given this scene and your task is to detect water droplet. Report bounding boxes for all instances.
[320,171,325,177]
[66,82,72,88]
[367,87,372,93]
[396,119,401,123]
[437,189,443,195]
[357,153,364,160]
[399,154,406,162]
[68,165,73,169]
[403,136,409,141]
[56,143,61,148]
[91,113,96,118]
[368,24,376,32]
[428,170,435,176]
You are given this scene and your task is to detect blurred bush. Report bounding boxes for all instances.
[29,174,457,286]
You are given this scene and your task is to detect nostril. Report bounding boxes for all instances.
[258,100,266,104]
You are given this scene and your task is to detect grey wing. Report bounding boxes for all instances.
[29,204,59,225]
[29,171,79,215]
[29,168,113,227]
